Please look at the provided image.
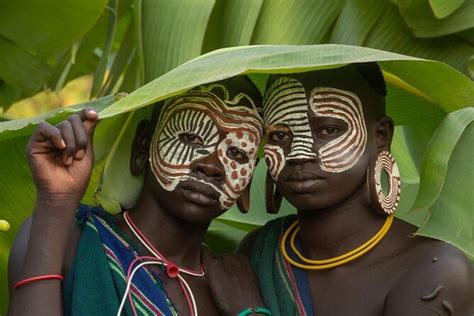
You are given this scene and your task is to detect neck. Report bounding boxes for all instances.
[125,188,208,270]
[296,185,386,259]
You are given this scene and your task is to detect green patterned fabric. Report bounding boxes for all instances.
[249,216,302,316]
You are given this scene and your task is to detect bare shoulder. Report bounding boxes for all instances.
[385,236,474,315]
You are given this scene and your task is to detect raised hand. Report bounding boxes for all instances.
[27,108,100,207]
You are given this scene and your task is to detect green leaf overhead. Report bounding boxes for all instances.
[99,45,474,118]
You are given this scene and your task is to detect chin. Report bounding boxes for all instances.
[175,203,225,224]
[282,189,334,212]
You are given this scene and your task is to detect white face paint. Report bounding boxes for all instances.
[310,87,367,173]
[149,84,262,209]
[263,77,316,180]
[263,77,367,179]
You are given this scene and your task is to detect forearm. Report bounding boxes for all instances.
[8,199,78,316]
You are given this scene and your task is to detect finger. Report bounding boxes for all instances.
[68,114,87,160]
[30,122,66,150]
[57,121,76,166]
[76,108,98,122]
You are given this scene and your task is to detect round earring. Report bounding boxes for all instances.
[368,150,401,215]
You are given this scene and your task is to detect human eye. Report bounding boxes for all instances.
[317,126,342,138]
[265,125,292,145]
[227,146,249,163]
[178,132,204,146]
[269,131,291,142]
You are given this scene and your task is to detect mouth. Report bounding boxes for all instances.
[285,171,324,194]
[180,180,220,206]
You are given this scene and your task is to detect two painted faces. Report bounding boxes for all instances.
[149,84,262,210]
[263,76,367,180]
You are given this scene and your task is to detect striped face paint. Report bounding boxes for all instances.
[310,87,367,173]
[263,77,316,180]
[263,77,367,179]
[149,84,262,210]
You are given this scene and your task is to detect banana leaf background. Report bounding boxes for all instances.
[0,0,473,312]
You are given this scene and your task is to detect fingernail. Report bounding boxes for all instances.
[66,156,73,165]
[76,150,85,159]
[60,140,66,148]
[88,110,97,116]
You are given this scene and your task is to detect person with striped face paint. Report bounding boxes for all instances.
[8,76,270,316]
[204,64,473,315]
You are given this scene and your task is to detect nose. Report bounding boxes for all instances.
[190,151,225,182]
[287,157,318,165]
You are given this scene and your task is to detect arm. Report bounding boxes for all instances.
[384,243,474,315]
[7,109,99,316]
[202,247,266,316]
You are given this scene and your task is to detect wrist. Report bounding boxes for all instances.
[34,194,80,222]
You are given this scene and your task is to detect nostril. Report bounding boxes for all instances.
[195,163,224,180]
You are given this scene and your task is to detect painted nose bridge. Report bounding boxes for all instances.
[286,125,317,161]
[191,150,225,181]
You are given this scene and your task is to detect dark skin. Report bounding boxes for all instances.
[208,67,474,315]
[8,78,265,316]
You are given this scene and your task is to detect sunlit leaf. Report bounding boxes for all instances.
[396,0,474,37]
[429,0,466,19]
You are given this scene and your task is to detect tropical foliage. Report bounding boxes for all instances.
[0,0,473,312]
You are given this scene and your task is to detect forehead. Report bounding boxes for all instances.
[264,66,384,121]
[158,84,263,134]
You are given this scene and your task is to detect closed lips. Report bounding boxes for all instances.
[180,181,219,200]
[286,171,322,182]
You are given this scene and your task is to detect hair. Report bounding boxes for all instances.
[353,62,387,97]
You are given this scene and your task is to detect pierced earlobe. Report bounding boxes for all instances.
[367,150,400,215]
[130,120,152,175]
[237,188,250,214]
[265,170,282,214]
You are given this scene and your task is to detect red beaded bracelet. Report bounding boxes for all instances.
[14,274,64,289]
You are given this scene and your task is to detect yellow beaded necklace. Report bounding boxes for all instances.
[280,214,394,270]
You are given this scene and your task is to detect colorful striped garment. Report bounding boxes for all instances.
[63,205,177,315]
[249,215,314,316]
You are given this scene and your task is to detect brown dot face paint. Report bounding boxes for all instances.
[149,84,262,210]
[263,77,367,179]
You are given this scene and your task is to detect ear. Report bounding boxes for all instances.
[130,119,152,175]
[374,117,394,152]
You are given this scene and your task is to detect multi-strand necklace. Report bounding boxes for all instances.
[117,211,205,316]
[281,214,394,269]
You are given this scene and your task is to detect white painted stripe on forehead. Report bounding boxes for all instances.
[311,87,367,173]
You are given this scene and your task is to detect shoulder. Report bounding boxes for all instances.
[385,238,474,315]
[238,215,295,257]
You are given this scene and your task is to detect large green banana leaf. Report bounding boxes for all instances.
[1,45,473,311]
[3,0,473,113]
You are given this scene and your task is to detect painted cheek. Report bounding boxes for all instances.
[264,144,286,181]
[217,131,259,206]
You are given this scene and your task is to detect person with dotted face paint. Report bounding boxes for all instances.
[8,76,269,316]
